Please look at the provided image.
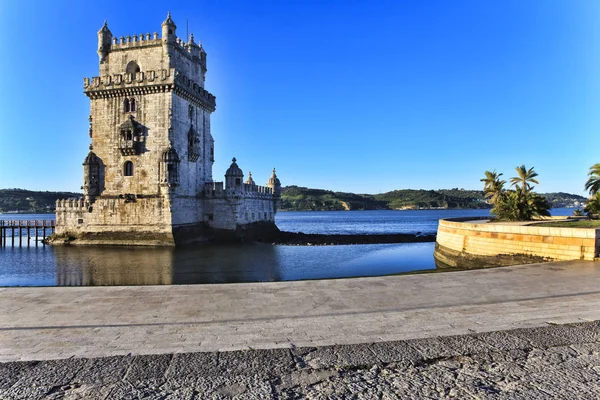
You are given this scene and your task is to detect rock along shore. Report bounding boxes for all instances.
[261,231,436,246]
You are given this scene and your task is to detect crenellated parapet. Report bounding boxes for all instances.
[83,69,216,110]
[56,198,91,211]
[173,71,216,111]
[242,184,274,199]
[204,181,274,200]
[110,32,161,49]
[84,69,173,98]
[204,182,225,196]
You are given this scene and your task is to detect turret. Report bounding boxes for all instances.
[225,157,244,191]
[161,12,177,44]
[161,145,180,189]
[97,20,112,63]
[82,147,102,202]
[266,168,281,197]
[188,34,200,59]
[245,171,256,186]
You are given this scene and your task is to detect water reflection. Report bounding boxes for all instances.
[171,244,282,284]
[54,246,174,286]
[1,242,436,287]
[53,244,282,286]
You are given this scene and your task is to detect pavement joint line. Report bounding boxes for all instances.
[3,289,600,332]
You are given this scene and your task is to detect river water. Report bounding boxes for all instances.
[0,208,575,287]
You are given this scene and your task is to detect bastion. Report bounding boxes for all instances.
[51,14,281,246]
[434,217,600,268]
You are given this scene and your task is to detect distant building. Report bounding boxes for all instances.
[55,14,281,245]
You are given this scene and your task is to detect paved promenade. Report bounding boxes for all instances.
[2,260,600,363]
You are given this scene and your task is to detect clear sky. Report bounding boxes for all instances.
[0,1,599,195]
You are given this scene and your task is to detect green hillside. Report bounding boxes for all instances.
[0,187,588,213]
[0,189,81,213]
[281,187,587,211]
[280,186,387,211]
[373,188,488,209]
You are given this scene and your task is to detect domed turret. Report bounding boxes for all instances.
[82,150,102,202]
[161,12,177,44]
[245,171,256,186]
[225,157,244,190]
[188,33,200,59]
[97,20,112,63]
[83,150,100,166]
[266,168,281,196]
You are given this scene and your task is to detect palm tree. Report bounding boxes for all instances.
[480,170,505,205]
[510,165,539,195]
[584,192,600,218]
[584,163,600,195]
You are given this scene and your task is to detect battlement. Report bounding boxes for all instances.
[84,68,173,91]
[244,184,274,197]
[205,182,225,196]
[204,182,274,199]
[110,33,205,58]
[84,69,216,110]
[56,198,90,210]
[111,32,161,49]
[173,72,216,110]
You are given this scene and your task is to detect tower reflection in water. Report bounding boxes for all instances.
[53,244,282,286]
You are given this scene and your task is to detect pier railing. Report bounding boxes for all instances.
[0,220,55,247]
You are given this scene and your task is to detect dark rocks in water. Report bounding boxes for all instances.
[259,231,436,246]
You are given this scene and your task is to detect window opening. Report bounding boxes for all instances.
[124,161,134,176]
[125,61,140,75]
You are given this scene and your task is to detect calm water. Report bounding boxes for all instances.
[0,208,575,287]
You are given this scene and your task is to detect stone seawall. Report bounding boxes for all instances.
[434,217,600,268]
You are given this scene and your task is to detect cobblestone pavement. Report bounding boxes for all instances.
[1,322,599,399]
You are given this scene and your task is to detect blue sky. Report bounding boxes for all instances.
[0,1,599,195]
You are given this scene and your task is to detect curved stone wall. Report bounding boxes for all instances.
[434,217,599,268]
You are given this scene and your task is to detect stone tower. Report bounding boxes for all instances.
[54,14,281,245]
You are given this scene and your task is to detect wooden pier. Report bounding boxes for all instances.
[0,220,55,247]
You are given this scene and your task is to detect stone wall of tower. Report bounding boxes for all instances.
[169,96,213,197]
[101,41,168,76]
[203,183,277,230]
[168,43,206,87]
[55,197,175,245]
[90,90,172,196]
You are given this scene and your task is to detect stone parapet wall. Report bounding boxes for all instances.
[203,182,275,199]
[54,196,174,245]
[435,218,599,268]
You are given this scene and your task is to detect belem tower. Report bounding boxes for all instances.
[53,14,281,246]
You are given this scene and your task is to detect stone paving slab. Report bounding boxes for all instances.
[1,322,599,399]
[2,260,600,362]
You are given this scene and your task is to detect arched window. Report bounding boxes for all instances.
[188,105,194,120]
[123,98,137,113]
[125,61,140,75]
[124,161,134,176]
